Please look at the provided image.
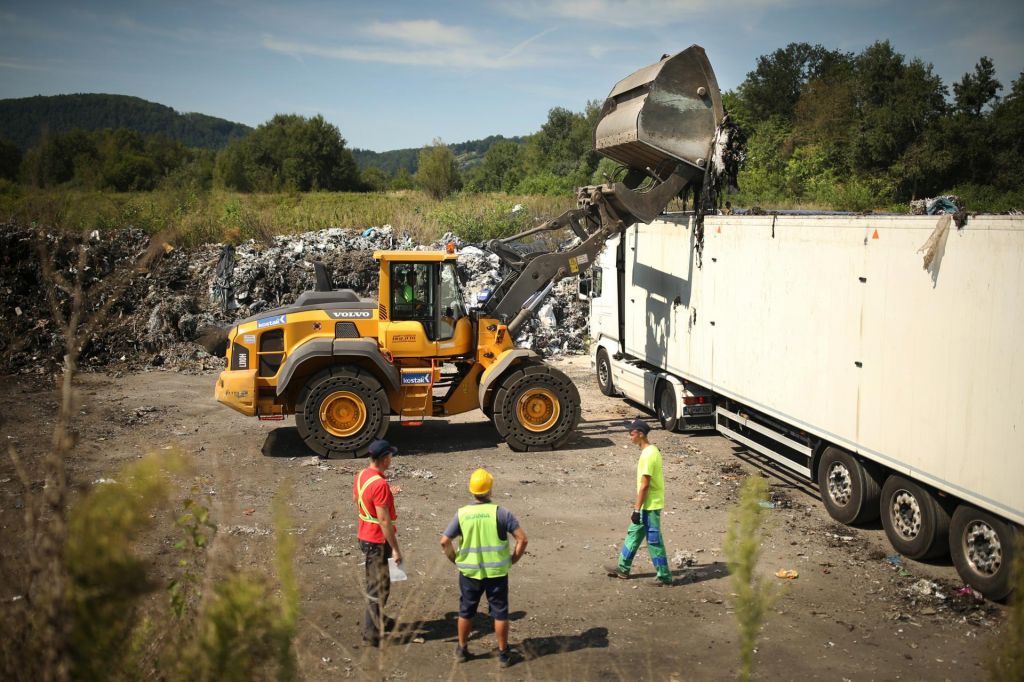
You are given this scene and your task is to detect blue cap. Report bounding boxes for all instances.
[625,418,650,435]
[367,439,398,459]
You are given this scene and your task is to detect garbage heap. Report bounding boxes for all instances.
[0,223,590,375]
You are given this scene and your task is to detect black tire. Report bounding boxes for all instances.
[656,382,679,432]
[950,504,1017,601]
[596,348,615,396]
[817,446,883,525]
[879,475,951,560]
[295,366,389,458]
[493,362,581,452]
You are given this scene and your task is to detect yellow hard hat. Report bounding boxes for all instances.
[468,468,494,496]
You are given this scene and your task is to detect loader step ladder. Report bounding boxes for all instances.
[398,361,436,426]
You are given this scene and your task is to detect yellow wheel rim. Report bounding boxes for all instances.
[516,388,560,432]
[319,391,366,437]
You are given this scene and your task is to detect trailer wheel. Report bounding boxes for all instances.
[817,447,882,525]
[879,475,951,560]
[596,348,615,396]
[493,362,580,452]
[296,366,389,458]
[656,383,679,432]
[950,504,1017,601]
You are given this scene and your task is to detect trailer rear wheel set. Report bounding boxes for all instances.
[815,451,1015,600]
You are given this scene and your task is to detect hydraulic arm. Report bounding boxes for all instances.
[481,44,726,338]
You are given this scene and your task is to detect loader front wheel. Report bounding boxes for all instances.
[296,367,389,458]
[493,363,580,452]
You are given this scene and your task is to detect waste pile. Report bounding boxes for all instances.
[0,222,590,375]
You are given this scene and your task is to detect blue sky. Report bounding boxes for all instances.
[1,1,1021,151]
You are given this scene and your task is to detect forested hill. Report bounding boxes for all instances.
[0,94,252,150]
[353,134,525,175]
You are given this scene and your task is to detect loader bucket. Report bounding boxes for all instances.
[594,45,723,183]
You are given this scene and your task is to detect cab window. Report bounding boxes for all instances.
[438,262,466,339]
[391,262,439,337]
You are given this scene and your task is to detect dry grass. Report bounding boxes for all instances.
[0,188,576,247]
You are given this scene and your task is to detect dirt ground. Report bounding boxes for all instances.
[0,355,1005,681]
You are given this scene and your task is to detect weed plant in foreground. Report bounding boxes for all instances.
[724,475,779,682]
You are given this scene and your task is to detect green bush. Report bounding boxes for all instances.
[65,452,189,680]
[428,196,533,243]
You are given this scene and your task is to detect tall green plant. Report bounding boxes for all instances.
[988,539,1023,681]
[724,476,778,682]
[65,452,189,680]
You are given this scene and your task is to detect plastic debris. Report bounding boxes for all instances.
[0,222,589,374]
[884,554,903,567]
[775,569,799,579]
[671,550,697,568]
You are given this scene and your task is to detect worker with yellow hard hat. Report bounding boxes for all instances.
[440,468,528,668]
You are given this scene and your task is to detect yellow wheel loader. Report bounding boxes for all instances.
[214,45,727,457]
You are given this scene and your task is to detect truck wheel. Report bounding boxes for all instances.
[493,362,581,452]
[596,348,615,396]
[879,475,951,560]
[817,447,882,525]
[656,383,679,432]
[950,504,1017,601]
[296,367,389,458]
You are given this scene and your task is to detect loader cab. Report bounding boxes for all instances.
[375,250,473,357]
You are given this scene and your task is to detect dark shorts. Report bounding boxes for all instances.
[458,573,509,620]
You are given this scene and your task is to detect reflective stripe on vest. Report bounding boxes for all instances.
[356,471,384,524]
[455,503,510,579]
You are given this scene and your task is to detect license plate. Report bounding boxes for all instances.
[685,404,714,416]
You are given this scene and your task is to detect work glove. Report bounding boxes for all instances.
[630,510,641,525]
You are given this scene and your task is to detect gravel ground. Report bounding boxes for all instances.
[0,355,1005,681]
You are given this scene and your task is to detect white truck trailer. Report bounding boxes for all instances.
[587,211,1023,599]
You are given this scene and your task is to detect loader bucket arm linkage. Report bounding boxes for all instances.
[481,45,724,337]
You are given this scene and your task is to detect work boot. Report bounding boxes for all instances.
[454,645,470,663]
[604,563,629,579]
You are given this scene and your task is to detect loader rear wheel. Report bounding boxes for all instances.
[296,367,389,458]
[880,475,951,560]
[493,362,580,452]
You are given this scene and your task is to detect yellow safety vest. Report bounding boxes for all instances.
[455,503,511,579]
[356,471,383,524]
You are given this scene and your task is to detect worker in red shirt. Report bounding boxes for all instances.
[353,439,403,647]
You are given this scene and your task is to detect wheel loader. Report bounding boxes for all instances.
[214,45,727,457]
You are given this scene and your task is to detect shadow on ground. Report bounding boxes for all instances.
[262,418,616,459]
[392,610,527,645]
[622,562,730,586]
[520,626,609,660]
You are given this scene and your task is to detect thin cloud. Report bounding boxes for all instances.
[0,58,48,72]
[365,19,474,47]
[503,0,806,27]
[261,24,548,70]
[111,14,204,43]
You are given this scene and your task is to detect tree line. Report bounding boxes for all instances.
[2,40,1020,210]
[0,94,251,150]
[728,41,1023,209]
